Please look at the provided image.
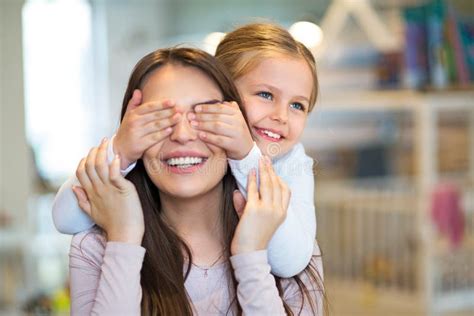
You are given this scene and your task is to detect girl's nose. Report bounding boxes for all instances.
[270,102,288,124]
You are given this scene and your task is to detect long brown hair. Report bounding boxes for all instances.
[216,22,319,112]
[121,47,241,315]
[120,47,325,315]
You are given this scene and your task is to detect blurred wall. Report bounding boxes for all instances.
[0,0,31,227]
[91,0,329,130]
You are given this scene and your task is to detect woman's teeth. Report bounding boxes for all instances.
[262,129,281,139]
[166,157,204,168]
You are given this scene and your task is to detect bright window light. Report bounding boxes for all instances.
[203,32,226,55]
[23,0,94,184]
[289,21,323,49]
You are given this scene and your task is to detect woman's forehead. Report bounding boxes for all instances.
[141,64,223,109]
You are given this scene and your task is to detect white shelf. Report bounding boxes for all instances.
[316,89,474,112]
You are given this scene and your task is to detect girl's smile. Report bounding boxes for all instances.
[235,55,313,157]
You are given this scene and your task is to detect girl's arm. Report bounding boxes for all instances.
[230,243,323,315]
[230,157,322,314]
[52,92,179,235]
[69,231,145,315]
[228,142,316,278]
[52,137,136,234]
[70,138,146,315]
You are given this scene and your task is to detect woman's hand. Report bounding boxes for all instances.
[73,138,145,245]
[231,156,291,255]
[114,89,182,169]
[187,101,254,160]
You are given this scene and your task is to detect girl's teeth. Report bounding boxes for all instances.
[262,130,281,139]
[166,157,203,167]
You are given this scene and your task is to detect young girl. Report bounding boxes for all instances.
[53,23,318,278]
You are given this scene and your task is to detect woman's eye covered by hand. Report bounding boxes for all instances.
[184,101,254,160]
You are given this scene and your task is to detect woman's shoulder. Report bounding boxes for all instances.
[70,227,107,262]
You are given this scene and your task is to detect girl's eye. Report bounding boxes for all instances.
[257,91,273,100]
[290,102,305,111]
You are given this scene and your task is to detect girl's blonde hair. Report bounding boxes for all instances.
[215,22,319,112]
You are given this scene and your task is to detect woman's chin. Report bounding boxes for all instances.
[159,181,221,200]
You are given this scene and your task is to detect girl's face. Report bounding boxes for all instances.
[141,64,228,199]
[235,55,313,157]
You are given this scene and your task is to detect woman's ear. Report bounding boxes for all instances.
[232,190,246,218]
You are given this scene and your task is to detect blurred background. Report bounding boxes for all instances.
[1,0,474,315]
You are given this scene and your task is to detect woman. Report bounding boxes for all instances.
[69,47,324,315]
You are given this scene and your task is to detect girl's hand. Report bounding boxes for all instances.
[230,156,291,255]
[187,101,254,160]
[114,89,182,169]
[73,138,145,245]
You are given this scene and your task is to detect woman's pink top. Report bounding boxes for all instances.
[69,230,323,315]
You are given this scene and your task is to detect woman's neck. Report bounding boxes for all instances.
[159,183,224,250]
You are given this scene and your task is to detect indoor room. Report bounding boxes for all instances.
[1,0,473,315]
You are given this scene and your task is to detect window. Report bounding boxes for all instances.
[23,0,96,185]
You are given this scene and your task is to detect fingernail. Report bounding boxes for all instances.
[199,132,207,138]
[195,105,202,112]
[101,137,107,144]
[165,127,172,133]
[188,112,196,120]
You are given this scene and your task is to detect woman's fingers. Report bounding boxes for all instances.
[95,138,109,183]
[72,185,92,216]
[109,155,129,191]
[246,168,258,202]
[279,177,291,211]
[85,147,102,189]
[267,158,281,210]
[258,157,273,205]
[76,157,93,193]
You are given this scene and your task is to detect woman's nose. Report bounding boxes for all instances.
[169,112,198,144]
